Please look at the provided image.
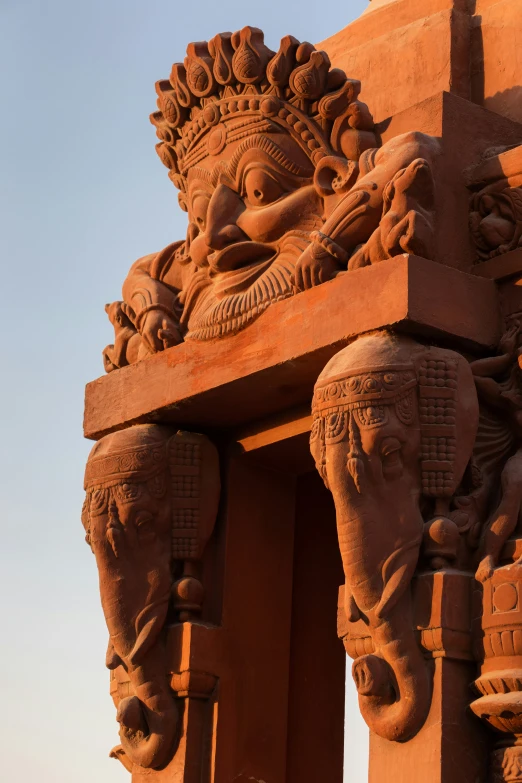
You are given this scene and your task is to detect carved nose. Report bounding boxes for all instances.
[204,184,247,250]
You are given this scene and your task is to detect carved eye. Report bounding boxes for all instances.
[244,168,286,207]
[380,437,403,480]
[191,193,210,231]
[135,511,155,539]
[115,482,140,503]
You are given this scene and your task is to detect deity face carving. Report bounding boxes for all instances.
[185,131,322,300]
[173,124,328,340]
[103,28,440,371]
[150,27,377,340]
[102,28,440,373]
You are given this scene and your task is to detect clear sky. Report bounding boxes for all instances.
[1,0,368,780]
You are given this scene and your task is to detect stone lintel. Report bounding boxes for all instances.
[84,255,500,440]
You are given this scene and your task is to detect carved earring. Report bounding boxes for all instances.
[347,411,365,493]
[313,155,358,198]
[107,496,124,558]
[309,417,328,488]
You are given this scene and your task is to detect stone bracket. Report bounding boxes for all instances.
[84,255,500,440]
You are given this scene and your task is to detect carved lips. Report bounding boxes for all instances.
[208,240,276,297]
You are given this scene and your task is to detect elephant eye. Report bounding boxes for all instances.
[380,437,403,480]
[115,482,141,503]
[135,511,155,538]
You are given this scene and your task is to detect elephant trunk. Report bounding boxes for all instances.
[104,593,178,770]
[339,502,430,742]
[116,651,178,769]
[352,591,431,742]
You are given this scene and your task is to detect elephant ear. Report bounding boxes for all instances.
[375,538,421,620]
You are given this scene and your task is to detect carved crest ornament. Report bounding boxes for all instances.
[102,25,437,372]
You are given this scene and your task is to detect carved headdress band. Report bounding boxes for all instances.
[150,26,375,191]
[312,364,418,418]
[84,444,165,490]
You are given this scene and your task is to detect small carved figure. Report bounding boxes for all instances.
[102,301,142,372]
[103,27,439,371]
[470,186,522,260]
[470,319,522,581]
[310,333,478,741]
[83,424,220,770]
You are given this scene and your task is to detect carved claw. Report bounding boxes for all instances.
[158,318,182,350]
[102,345,118,374]
[476,555,495,584]
[293,242,343,291]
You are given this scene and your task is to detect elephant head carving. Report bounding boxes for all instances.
[310,333,478,741]
[82,424,220,769]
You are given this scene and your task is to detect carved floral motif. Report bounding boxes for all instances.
[102,26,439,372]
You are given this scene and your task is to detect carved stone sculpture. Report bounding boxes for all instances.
[468,317,522,781]
[82,424,220,771]
[81,3,522,780]
[471,186,522,261]
[310,332,479,740]
[468,144,522,262]
[102,26,438,371]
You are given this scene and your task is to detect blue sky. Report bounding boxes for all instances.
[1,1,368,779]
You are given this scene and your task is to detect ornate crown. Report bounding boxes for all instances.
[150,26,375,191]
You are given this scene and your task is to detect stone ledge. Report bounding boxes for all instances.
[84,255,500,440]
[473,249,522,281]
